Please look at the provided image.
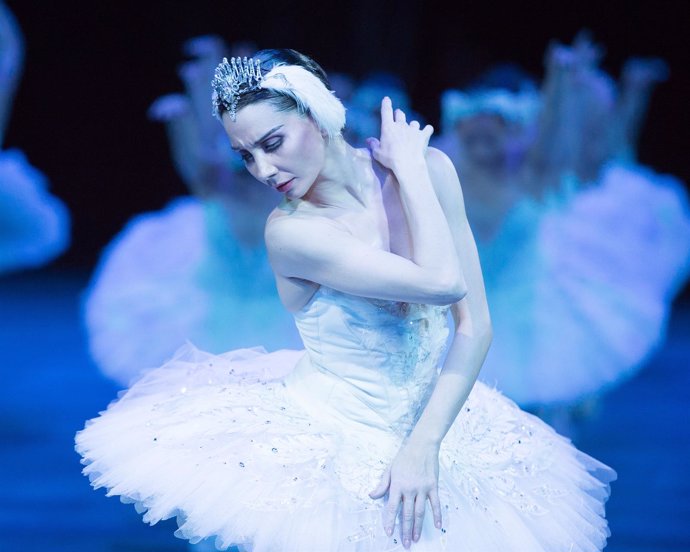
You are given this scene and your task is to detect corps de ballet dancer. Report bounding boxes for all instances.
[0,1,69,275]
[435,34,690,431]
[83,36,299,387]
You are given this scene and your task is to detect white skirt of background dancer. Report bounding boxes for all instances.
[83,196,300,387]
[0,149,70,274]
[479,161,690,406]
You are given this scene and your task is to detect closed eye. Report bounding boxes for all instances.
[262,137,283,152]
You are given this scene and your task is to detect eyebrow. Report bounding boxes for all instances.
[231,125,284,151]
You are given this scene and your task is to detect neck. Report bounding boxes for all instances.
[289,136,366,210]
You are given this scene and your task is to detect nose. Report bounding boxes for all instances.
[253,154,278,185]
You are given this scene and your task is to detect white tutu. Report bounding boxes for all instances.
[480,162,690,405]
[0,149,70,273]
[77,287,614,551]
[83,197,300,386]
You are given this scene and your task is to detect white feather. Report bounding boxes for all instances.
[261,65,346,139]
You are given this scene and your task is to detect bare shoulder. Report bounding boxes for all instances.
[426,146,457,174]
[425,146,467,215]
[265,207,343,262]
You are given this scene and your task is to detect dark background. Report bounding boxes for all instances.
[5,0,690,268]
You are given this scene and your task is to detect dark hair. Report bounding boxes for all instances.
[218,49,333,118]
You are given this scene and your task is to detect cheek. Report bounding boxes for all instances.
[244,163,263,184]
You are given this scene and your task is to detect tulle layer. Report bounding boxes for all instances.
[481,163,690,405]
[83,197,299,386]
[0,149,70,273]
[76,344,614,551]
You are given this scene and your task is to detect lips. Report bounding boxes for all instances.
[276,178,295,193]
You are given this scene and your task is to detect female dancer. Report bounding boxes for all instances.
[437,34,690,420]
[83,37,298,386]
[76,49,614,551]
[0,1,69,274]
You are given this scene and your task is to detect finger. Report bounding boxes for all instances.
[429,488,443,530]
[365,137,381,153]
[409,120,420,129]
[383,491,400,537]
[401,493,415,548]
[412,494,426,542]
[422,124,434,139]
[394,108,407,123]
[369,467,390,499]
[380,97,394,127]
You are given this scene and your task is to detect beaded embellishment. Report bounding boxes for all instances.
[212,56,264,121]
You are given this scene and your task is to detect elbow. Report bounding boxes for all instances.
[430,273,467,305]
[476,317,493,354]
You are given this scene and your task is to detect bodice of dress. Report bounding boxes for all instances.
[288,286,449,437]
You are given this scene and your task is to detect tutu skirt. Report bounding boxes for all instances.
[76,344,615,552]
[480,163,690,405]
[83,197,299,386]
[0,149,70,273]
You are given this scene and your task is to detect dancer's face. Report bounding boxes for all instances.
[456,114,512,168]
[222,102,327,199]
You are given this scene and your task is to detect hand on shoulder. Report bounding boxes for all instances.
[367,97,434,174]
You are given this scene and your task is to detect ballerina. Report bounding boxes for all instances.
[435,34,690,422]
[0,1,69,275]
[529,34,690,407]
[76,49,614,551]
[83,36,299,387]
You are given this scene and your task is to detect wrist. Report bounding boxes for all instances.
[406,429,442,451]
[392,154,427,177]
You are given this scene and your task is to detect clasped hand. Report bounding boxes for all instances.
[369,440,443,548]
[367,97,434,175]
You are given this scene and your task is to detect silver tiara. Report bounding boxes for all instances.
[211,56,264,121]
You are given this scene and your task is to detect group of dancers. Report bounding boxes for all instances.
[84,33,690,424]
[3,3,690,549]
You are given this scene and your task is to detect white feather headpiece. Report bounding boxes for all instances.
[212,57,346,140]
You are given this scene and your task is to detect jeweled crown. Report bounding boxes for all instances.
[212,56,264,121]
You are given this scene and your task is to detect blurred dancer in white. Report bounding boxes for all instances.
[436,34,690,432]
[83,37,299,387]
[0,1,69,274]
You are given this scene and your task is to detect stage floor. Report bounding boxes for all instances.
[1,268,688,551]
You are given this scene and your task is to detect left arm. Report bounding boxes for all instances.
[370,148,492,547]
[609,57,668,163]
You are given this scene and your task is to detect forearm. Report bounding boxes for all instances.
[408,323,492,448]
[394,156,462,282]
[610,85,653,162]
[529,64,582,174]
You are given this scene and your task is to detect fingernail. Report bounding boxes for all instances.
[435,521,442,529]
[413,533,420,541]
[385,527,393,537]
[403,538,411,548]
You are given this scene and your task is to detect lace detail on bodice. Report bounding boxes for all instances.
[293,287,450,434]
